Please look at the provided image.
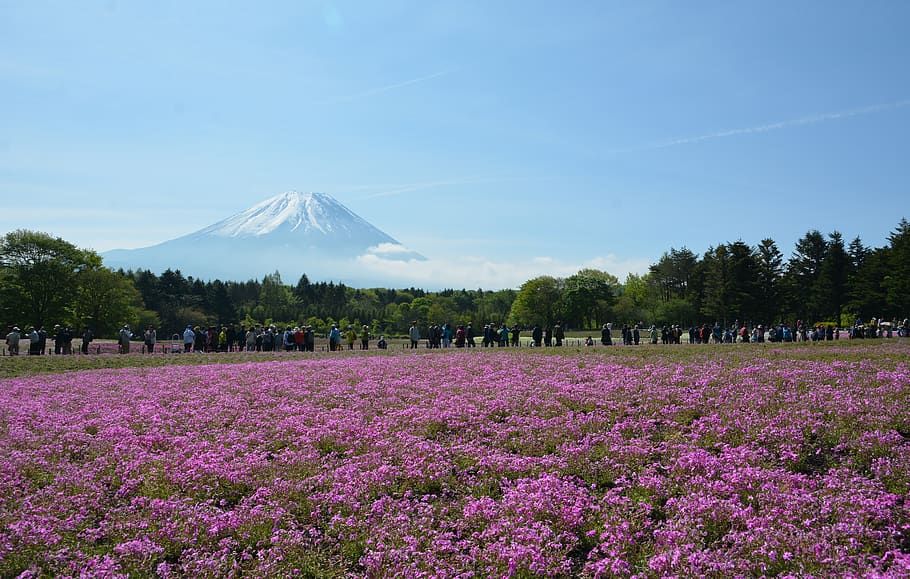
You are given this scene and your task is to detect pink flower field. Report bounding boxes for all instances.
[1,345,908,577]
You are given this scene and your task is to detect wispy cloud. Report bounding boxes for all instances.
[610,99,910,154]
[317,68,457,105]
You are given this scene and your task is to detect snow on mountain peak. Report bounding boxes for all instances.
[199,191,372,238]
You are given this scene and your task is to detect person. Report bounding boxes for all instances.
[304,326,315,352]
[511,325,520,347]
[408,321,420,349]
[554,323,565,347]
[466,322,476,348]
[218,327,228,352]
[262,327,274,352]
[37,326,47,355]
[329,324,341,351]
[144,325,157,353]
[183,325,195,353]
[81,326,93,354]
[584,336,595,346]
[532,324,543,347]
[53,324,65,355]
[6,326,21,355]
[283,327,296,352]
[633,324,641,345]
[361,325,370,350]
[193,326,204,352]
[649,325,659,345]
[246,326,258,351]
[600,323,612,346]
[119,325,132,354]
[377,335,388,349]
[544,326,552,347]
[237,325,246,351]
[345,325,357,350]
[62,326,73,355]
[454,325,466,347]
[206,326,217,352]
[482,324,493,347]
[27,326,40,355]
[226,325,236,352]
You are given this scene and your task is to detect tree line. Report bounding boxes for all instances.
[1,219,907,338]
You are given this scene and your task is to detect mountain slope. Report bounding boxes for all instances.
[192,192,396,244]
[103,192,423,282]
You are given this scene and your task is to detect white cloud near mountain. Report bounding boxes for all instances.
[366,243,417,255]
[355,252,650,289]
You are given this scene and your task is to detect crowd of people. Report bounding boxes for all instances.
[176,323,390,355]
[4,317,907,356]
[2,324,96,355]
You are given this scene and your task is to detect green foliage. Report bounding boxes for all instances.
[73,267,145,337]
[561,269,617,329]
[884,218,910,315]
[509,276,563,327]
[0,229,101,328]
[613,273,653,324]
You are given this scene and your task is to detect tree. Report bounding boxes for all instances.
[207,280,237,324]
[508,276,563,327]
[815,232,849,322]
[649,247,698,302]
[258,272,299,322]
[784,230,828,321]
[561,269,617,329]
[613,273,654,325]
[884,218,910,316]
[73,267,144,337]
[701,245,733,326]
[726,240,760,322]
[755,238,783,324]
[0,230,100,328]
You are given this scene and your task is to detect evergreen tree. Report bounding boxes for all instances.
[755,238,783,325]
[884,218,910,316]
[815,231,849,322]
[785,230,828,321]
[701,245,733,326]
[727,241,760,322]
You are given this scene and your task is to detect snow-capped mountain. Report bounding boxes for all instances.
[103,192,424,283]
[194,192,392,242]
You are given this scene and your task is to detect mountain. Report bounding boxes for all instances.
[103,192,424,283]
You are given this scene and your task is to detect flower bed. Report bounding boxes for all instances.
[1,346,908,577]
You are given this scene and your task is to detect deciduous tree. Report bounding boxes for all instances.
[0,230,100,328]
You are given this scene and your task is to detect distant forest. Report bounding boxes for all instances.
[1,219,907,338]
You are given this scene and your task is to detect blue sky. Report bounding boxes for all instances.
[2,1,908,288]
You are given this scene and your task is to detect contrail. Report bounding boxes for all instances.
[610,99,910,153]
[320,68,456,104]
